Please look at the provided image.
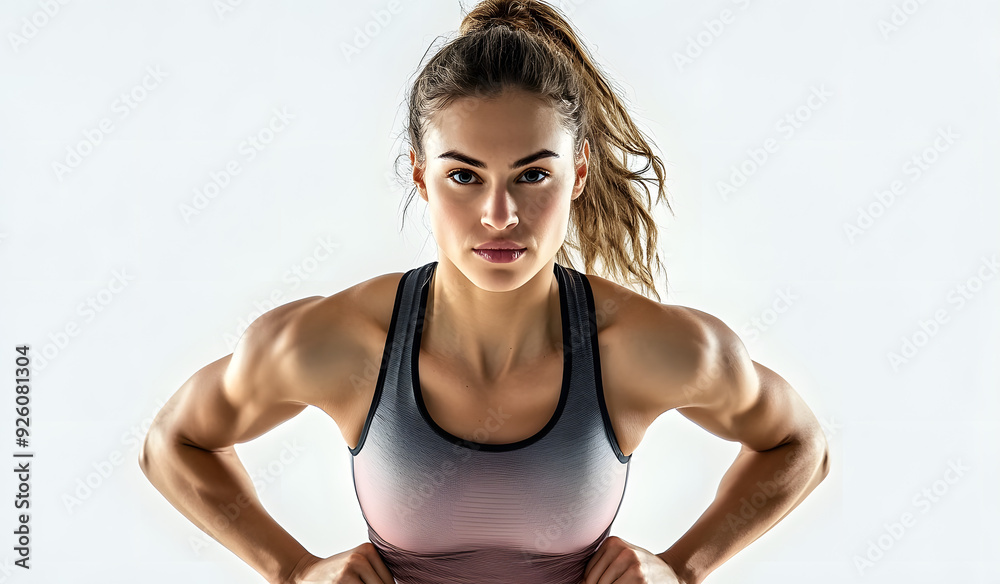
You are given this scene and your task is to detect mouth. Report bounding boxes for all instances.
[472,248,526,263]
[473,240,527,250]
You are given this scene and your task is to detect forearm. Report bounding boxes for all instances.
[139,429,317,584]
[657,436,829,584]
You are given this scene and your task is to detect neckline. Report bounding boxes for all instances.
[410,261,572,452]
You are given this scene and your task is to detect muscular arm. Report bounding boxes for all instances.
[632,305,830,584]
[139,296,329,584]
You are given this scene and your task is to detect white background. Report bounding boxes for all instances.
[1,0,997,582]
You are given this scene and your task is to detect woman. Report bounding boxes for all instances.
[140,1,830,583]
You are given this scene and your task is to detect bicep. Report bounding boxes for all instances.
[151,299,318,452]
[169,357,307,452]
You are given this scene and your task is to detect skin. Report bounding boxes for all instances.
[408,88,584,389]
[139,88,830,584]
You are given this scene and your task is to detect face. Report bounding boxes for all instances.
[410,88,589,292]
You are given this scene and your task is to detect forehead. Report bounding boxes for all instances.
[424,89,571,161]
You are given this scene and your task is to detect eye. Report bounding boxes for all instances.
[445,168,550,186]
[447,170,479,185]
[519,168,550,184]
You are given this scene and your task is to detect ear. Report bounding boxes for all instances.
[410,148,428,202]
[571,139,589,201]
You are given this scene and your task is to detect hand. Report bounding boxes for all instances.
[580,536,685,584]
[286,543,395,584]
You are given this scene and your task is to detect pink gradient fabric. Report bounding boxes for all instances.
[350,261,631,583]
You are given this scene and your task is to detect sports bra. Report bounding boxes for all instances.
[349,260,631,583]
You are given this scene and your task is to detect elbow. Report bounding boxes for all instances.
[137,423,167,478]
[813,432,831,481]
[792,427,830,482]
[138,432,155,477]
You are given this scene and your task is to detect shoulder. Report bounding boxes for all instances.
[247,271,406,411]
[584,273,751,419]
[291,271,406,339]
[583,272,707,363]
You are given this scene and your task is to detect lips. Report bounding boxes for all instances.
[474,240,526,250]
[473,248,525,263]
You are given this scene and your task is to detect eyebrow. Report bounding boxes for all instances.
[436,148,560,170]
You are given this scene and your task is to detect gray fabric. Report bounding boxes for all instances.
[350,261,631,583]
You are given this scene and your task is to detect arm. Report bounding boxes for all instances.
[652,307,830,584]
[139,296,327,584]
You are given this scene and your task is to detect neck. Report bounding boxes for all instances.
[423,256,563,385]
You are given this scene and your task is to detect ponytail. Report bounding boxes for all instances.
[402,0,671,301]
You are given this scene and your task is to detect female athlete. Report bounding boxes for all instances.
[140,2,830,583]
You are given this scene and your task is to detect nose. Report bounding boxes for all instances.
[481,186,518,231]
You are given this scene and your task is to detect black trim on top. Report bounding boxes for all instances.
[349,269,410,456]
[411,261,571,452]
[578,272,632,464]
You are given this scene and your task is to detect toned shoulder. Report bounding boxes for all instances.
[279,271,405,409]
[289,271,405,334]
[584,273,726,417]
[584,272,705,351]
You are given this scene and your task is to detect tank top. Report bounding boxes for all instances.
[349,260,632,584]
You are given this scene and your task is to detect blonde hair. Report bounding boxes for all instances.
[398,0,671,300]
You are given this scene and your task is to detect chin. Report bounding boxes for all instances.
[465,253,550,293]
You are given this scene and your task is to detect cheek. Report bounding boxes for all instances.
[517,185,571,227]
[432,190,472,217]
[426,187,475,234]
